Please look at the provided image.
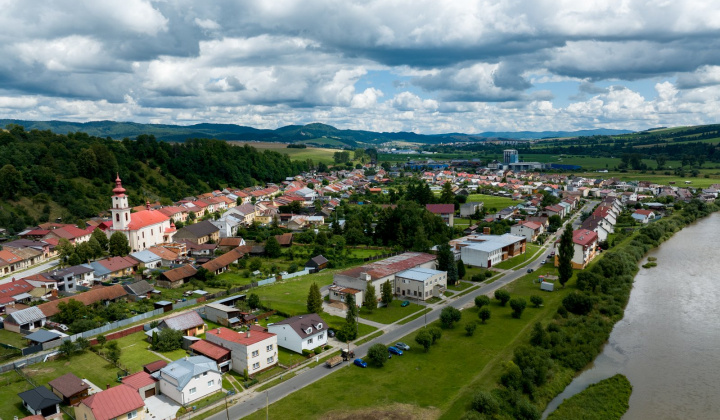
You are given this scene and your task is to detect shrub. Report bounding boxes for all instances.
[471,391,500,415]
[562,292,594,315]
[494,290,510,306]
[509,298,527,319]
[428,326,442,343]
[302,349,313,357]
[478,307,491,323]
[530,295,543,308]
[474,295,490,309]
[367,343,389,367]
[465,322,477,336]
[471,274,485,282]
[415,329,433,352]
[440,306,462,328]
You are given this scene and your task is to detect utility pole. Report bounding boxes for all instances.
[266,390,269,420]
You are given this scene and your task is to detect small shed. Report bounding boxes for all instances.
[154,300,173,313]
[24,329,62,346]
[540,281,554,292]
[305,255,329,273]
[18,386,61,417]
[143,360,167,374]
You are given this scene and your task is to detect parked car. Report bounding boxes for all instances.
[327,329,336,338]
[401,300,410,307]
[388,346,403,356]
[541,260,547,264]
[395,342,410,351]
[354,358,368,368]
[527,268,534,273]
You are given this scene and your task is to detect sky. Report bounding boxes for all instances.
[1,0,720,134]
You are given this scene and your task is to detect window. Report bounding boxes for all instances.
[307,338,313,345]
[266,344,273,352]
[189,387,197,395]
[252,362,260,369]
[115,214,120,222]
[128,410,138,419]
[252,350,259,357]
[208,380,215,387]
[267,356,274,364]
[203,372,208,376]
[319,333,324,340]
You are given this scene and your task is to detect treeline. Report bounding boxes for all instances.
[0,126,308,232]
[463,199,718,420]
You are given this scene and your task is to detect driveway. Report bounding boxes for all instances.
[144,395,181,420]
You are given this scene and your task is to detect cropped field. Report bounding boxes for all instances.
[229,141,339,164]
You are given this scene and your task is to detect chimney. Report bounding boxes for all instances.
[246,331,251,338]
[106,384,110,390]
[483,227,491,235]
[217,328,220,334]
[51,289,58,298]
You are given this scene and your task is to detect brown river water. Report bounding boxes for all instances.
[543,212,720,419]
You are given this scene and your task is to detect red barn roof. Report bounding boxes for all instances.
[80,384,144,420]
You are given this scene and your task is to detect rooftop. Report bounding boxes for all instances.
[80,384,144,420]
[207,326,276,346]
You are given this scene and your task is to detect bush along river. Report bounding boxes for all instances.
[543,210,720,419]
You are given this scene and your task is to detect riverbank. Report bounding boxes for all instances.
[459,199,718,420]
[547,374,631,420]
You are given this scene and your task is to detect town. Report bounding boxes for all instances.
[0,147,711,420]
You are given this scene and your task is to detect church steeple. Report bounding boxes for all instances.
[110,174,130,231]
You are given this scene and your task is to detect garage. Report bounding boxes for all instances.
[145,388,156,398]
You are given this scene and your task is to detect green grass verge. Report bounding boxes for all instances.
[547,374,632,420]
[323,314,377,338]
[492,244,542,270]
[278,347,307,367]
[448,281,473,291]
[0,329,28,348]
[397,308,432,325]
[358,299,424,324]
[355,331,384,346]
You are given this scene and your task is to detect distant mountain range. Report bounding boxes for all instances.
[0,119,634,146]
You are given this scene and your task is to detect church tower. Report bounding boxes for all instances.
[110,174,131,231]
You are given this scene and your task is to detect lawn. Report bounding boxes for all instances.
[113,331,187,373]
[448,281,473,291]
[358,299,424,325]
[251,269,340,316]
[492,243,542,270]
[245,264,576,420]
[347,247,394,259]
[454,217,473,227]
[0,329,29,349]
[21,349,120,396]
[323,314,377,338]
[464,194,517,211]
[278,347,307,367]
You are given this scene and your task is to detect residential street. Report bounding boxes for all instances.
[0,258,59,285]
[208,210,590,420]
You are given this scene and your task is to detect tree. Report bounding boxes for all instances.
[529,322,549,348]
[530,295,543,308]
[478,307,491,323]
[465,322,477,336]
[154,328,183,352]
[96,335,107,348]
[509,298,527,319]
[562,292,594,315]
[109,232,130,256]
[440,306,462,329]
[428,326,442,343]
[57,238,75,266]
[415,329,433,352]
[75,336,90,352]
[367,343,389,367]
[56,299,88,325]
[558,227,574,288]
[474,295,490,309]
[471,391,500,416]
[436,244,458,285]
[381,280,394,306]
[0,164,23,199]
[248,293,261,310]
[306,282,323,314]
[363,283,377,311]
[87,237,103,259]
[59,340,77,359]
[107,346,122,365]
[457,260,466,280]
[341,294,358,341]
[249,257,263,271]
[91,228,109,252]
[265,236,281,258]
[440,181,455,204]
[494,289,511,306]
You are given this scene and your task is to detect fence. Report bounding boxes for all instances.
[257,277,276,286]
[363,252,400,262]
[279,268,311,280]
[0,352,54,374]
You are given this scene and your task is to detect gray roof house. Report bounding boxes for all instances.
[130,250,162,269]
[157,311,205,336]
[268,313,328,354]
[152,355,221,405]
[123,280,155,300]
[3,306,46,333]
[173,220,220,245]
[18,386,61,417]
[24,329,62,345]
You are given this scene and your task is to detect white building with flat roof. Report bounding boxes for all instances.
[453,233,526,268]
[394,267,447,301]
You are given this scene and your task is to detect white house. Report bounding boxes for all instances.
[510,221,544,242]
[554,229,598,269]
[152,356,221,405]
[453,234,526,268]
[393,267,447,301]
[206,327,278,376]
[631,209,656,224]
[268,313,328,354]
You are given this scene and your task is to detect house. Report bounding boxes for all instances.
[129,250,163,270]
[45,265,95,289]
[204,303,241,328]
[0,249,25,275]
[148,246,181,266]
[510,221,544,242]
[459,202,483,217]
[543,204,565,218]
[123,280,155,300]
[0,279,35,313]
[18,386,61,418]
[74,383,145,420]
[158,311,206,337]
[425,204,455,227]
[331,252,437,306]
[152,356,222,405]
[217,237,246,251]
[183,241,218,257]
[189,339,232,373]
[206,327,278,376]
[210,215,243,238]
[632,209,656,224]
[451,234,526,268]
[268,313,328,354]
[555,229,598,269]
[143,360,167,374]
[3,306,47,332]
[121,371,158,399]
[173,220,220,245]
[24,329,62,346]
[305,255,328,273]
[89,256,138,280]
[37,284,128,318]
[106,175,176,252]
[157,264,197,289]
[393,267,447,300]
[201,247,244,276]
[48,372,90,405]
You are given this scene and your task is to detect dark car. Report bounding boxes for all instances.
[388,346,403,356]
[327,329,335,338]
[354,358,368,368]
[527,268,534,273]
[395,342,410,351]
[401,300,410,307]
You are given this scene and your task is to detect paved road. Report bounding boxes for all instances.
[213,239,567,419]
[0,259,59,284]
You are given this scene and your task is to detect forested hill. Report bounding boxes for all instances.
[0,119,633,146]
[0,126,308,232]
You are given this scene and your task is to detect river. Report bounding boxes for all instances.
[543,212,720,419]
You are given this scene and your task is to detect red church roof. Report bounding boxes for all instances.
[127,209,169,230]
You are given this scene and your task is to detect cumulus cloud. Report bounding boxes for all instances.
[0,0,718,132]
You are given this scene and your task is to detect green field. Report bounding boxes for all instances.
[229,141,339,164]
[574,171,720,188]
[465,194,518,210]
[245,264,574,420]
[251,269,339,316]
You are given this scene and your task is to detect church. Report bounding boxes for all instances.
[107,175,176,252]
